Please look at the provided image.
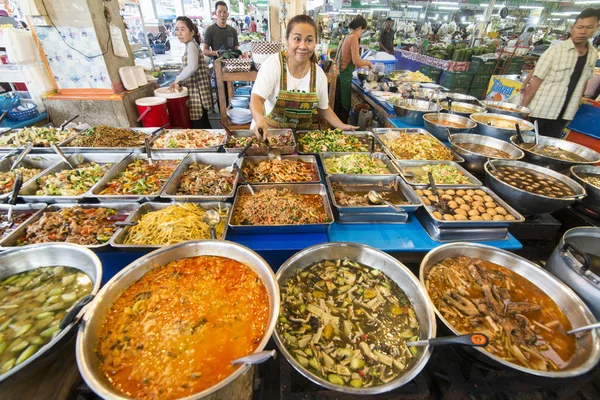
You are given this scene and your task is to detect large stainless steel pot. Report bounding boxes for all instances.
[484,160,586,215]
[510,135,600,172]
[274,242,436,395]
[392,99,438,126]
[449,133,524,175]
[423,113,476,141]
[440,101,486,117]
[547,227,600,320]
[570,165,600,214]
[420,242,600,378]
[76,240,279,400]
[481,101,531,119]
[471,113,534,142]
[0,243,102,383]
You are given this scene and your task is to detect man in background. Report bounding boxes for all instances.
[250,17,257,33]
[379,17,395,54]
[204,1,239,58]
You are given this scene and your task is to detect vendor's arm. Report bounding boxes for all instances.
[172,42,199,88]
[250,94,269,139]
[521,77,542,107]
[318,107,359,130]
[350,36,373,69]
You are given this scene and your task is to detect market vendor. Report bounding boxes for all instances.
[250,15,357,139]
[379,18,395,54]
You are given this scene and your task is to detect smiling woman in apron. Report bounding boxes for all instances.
[250,15,358,139]
[170,16,213,129]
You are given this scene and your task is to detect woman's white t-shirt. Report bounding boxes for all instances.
[251,54,329,127]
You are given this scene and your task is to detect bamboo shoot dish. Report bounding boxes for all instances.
[278,259,420,389]
[176,163,235,196]
[99,160,179,196]
[35,163,111,196]
[298,129,369,153]
[0,168,42,194]
[0,266,93,376]
[152,129,225,149]
[97,256,270,400]
[243,159,317,183]
[425,257,576,371]
[0,127,75,147]
[323,154,391,175]
[382,134,453,161]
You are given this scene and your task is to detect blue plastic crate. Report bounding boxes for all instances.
[568,103,600,139]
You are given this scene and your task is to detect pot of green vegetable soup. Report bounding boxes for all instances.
[274,242,436,394]
[0,243,101,383]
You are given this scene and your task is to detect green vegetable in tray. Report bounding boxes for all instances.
[35,162,111,196]
[298,129,369,153]
[324,154,390,175]
[403,164,471,185]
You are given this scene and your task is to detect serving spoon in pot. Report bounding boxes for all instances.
[231,350,277,365]
[367,190,406,213]
[9,143,33,171]
[407,333,489,348]
[202,209,221,240]
[568,322,600,336]
[219,140,254,176]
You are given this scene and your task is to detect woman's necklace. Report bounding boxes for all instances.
[287,61,310,91]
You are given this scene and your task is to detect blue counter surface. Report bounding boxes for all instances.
[0,111,48,129]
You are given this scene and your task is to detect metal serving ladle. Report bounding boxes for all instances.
[202,209,220,239]
[367,190,405,213]
[568,322,600,335]
[231,349,277,365]
[50,142,76,169]
[9,143,33,171]
[407,333,489,348]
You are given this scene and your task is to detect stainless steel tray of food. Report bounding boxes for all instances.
[335,210,410,224]
[224,129,296,155]
[89,152,188,202]
[416,185,525,229]
[160,153,240,201]
[18,153,128,204]
[0,154,63,201]
[0,203,48,242]
[396,160,482,187]
[110,201,232,251]
[319,152,399,176]
[418,209,509,242]
[151,128,227,152]
[239,155,322,184]
[0,127,80,153]
[295,130,378,154]
[229,183,334,234]
[372,128,465,163]
[326,174,422,214]
[60,127,160,153]
[0,202,140,250]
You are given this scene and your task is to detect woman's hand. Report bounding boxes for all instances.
[339,123,359,131]
[364,61,374,69]
[169,81,181,91]
[253,117,269,140]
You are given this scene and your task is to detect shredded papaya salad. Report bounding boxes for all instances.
[36,162,112,196]
[0,168,42,194]
[99,159,179,195]
[298,129,369,153]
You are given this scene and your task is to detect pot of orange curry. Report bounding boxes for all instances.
[420,243,600,377]
[76,240,279,400]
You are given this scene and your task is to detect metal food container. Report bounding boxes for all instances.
[0,243,102,384]
[0,202,140,250]
[440,101,486,117]
[449,133,524,175]
[396,160,482,187]
[423,113,477,141]
[110,202,231,251]
[151,128,227,152]
[0,154,63,201]
[570,165,600,214]
[0,128,80,153]
[275,242,436,394]
[372,128,465,163]
[510,134,600,172]
[320,152,398,176]
[295,130,376,154]
[392,99,438,126]
[76,240,279,400]
[224,129,296,155]
[420,242,600,378]
[484,160,587,215]
[482,101,531,119]
[18,153,128,203]
[326,174,422,214]
[444,92,480,104]
[417,185,525,228]
[60,127,158,153]
[470,113,534,142]
[0,203,47,240]
[413,89,446,102]
[89,153,187,202]
[239,155,321,184]
[160,153,240,201]
[229,184,334,234]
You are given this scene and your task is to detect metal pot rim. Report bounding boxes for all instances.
[510,135,600,165]
[423,113,478,129]
[470,113,535,131]
[449,133,525,159]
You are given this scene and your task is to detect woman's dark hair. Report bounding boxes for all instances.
[286,15,319,63]
[176,16,200,44]
[349,15,367,31]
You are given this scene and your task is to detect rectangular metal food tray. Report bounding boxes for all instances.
[335,210,410,224]
[238,155,322,184]
[326,175,422,214]
[372,128,465,163]
[223,129,296,155]
[151,128,227,152]
[0,202,140,250]
[418,209,509,242]
[60,127,159,153]
[110,201,232,251]
[0,154,63,201]
[0,203,48,242]
[319,152,399,177]
[295,130,379,154]
[18,153,128,204]
[160,153,240,201]
[229,183,334,234]
[418,185,525,229]
[0,128,81,153]
[396,160,482,187]
[89,153,188,202]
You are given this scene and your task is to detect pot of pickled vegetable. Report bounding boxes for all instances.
[570,165,600,214]
[274,242,436,395]
[0,243,101,383]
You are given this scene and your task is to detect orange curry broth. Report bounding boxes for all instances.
[97,256,270,399]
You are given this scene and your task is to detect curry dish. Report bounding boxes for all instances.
[426,256,576,371]
[97,256,270,400]
[382,134,453,161]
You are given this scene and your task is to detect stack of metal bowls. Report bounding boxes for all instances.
[484,159,586,215]
[423,113,477,141]
[471,112,534,142]
[445,92,480,105]
[509,134,600,172]
[570,165,600,214]
[449,133,524,175]
[440,101,486,117]
[482,101,531,119]
[393,99,438,126]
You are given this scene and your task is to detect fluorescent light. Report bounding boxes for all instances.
[432,1,459,5]
[439,6,459,10]
[519,6,544,9]
[575,0,600,4]
[506,16,517,19]
[407,5,423,9]
[371,0,380,3]
[479,4,504,7]
[461,16,466,22]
